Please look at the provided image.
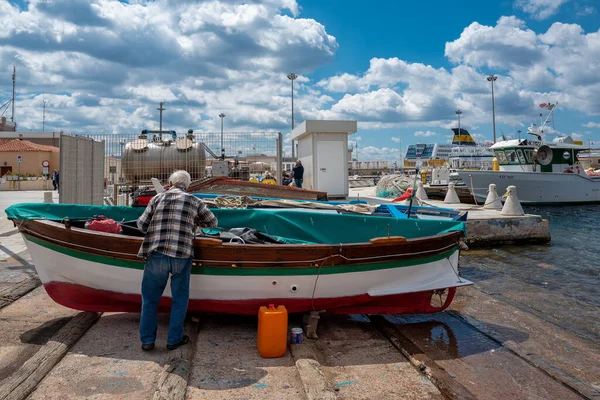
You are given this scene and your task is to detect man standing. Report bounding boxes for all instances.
[137,170,218,351]
[52,169,59,191]
[292,160,304,188]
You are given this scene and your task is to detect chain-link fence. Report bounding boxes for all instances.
[84,130,282,202]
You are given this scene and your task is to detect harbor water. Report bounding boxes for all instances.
[460,205,600,343]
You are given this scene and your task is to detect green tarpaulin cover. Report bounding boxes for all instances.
[6,203,464,244]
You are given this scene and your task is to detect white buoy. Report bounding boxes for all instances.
[483,183,502,210]
[43,191,53,203]
[501,185,525,216]
[444,183,461,204]
[416,181,429,201]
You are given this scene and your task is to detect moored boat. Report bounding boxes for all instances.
[7,203,471,315]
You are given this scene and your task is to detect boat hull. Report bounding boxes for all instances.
[21,220,470,315]
[458,170,600,204]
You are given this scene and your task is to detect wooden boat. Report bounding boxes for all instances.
[6,203,471,315]
[193,194,468,221]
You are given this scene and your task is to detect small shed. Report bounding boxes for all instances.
[291,120,357,198]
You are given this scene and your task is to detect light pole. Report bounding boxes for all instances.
[219,113,226,159]
[42,100,47,132]
[287,73,297,159]
[455,109,462,146]
[487,75,497,143]
[157,102,165,132]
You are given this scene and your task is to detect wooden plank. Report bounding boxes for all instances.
[0,277,41,310]
[289,343,336,400]
[369,315,477,400]
[152,320,199,400]
[448,311,600,400]
[0,311,100,400]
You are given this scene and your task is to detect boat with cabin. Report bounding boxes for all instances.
[458,106,600,204]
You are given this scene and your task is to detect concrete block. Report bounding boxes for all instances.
[444,183,461,204]
[501,185,524,216]
[483,184,502,210]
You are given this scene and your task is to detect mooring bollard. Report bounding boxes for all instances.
[444,182,461,204]
[416,181,428,201]
[483,183,502,210]
[43,191,54,203]
[501,185,525,216]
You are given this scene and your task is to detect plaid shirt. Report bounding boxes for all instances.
[137,186,218,259]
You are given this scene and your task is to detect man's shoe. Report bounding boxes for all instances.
[141,343,155,351]
[167,335,189,351]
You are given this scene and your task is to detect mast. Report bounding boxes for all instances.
[11,66,15,122]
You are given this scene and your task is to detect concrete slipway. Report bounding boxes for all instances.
[1,192,598,400]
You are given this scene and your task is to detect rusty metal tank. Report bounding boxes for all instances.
[122,135,207,183]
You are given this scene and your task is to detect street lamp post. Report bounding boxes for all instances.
[487,75,498,143]
[219,113,226,159]
[455,109,462,146]
[287,73,298,159]
[157,102,165,132]
[42,100,47,132]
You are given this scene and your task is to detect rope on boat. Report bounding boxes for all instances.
[19,225,460,265]
[446,256,463,283]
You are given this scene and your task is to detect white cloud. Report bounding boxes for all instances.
[0,0,337,133]
[583,122,600,128]
[357,145,402,161]
[391,137,402,143]
[414,130,437,137]
[515,0,569,20]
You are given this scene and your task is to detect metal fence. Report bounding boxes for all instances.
[84,130,282,202]
[59,134,105,205]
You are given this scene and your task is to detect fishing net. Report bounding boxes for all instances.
[375,175,415,198]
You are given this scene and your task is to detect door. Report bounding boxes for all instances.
[317,140,345,195]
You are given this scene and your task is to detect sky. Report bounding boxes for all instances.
[1,0,600,161]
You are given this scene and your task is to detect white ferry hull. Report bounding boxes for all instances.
[458,170,600,204]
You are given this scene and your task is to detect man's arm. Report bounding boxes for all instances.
[195,201,218,228]
[137,195,158,233]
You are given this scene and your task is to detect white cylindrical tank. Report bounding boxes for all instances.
[122,137,207,183]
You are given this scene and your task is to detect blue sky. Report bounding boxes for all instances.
[1,0,600,160]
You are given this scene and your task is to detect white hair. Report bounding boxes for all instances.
[169,170,192,188]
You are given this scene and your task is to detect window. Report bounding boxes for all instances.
[495,151,507,163]
[505,150,517,163]
[516,149,526,164]
[524,149,533,163]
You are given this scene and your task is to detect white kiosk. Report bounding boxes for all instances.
[291,120,357,198]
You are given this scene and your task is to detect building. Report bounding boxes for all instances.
[0,130,61,147]
[348,160,389,174]
[0,139,59,177]
[0,117,16,132]
[404,143,453,168]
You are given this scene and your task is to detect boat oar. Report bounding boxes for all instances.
[406,168,419,219]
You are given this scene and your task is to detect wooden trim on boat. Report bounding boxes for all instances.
[17,220,462,269]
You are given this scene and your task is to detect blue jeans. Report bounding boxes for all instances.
[140,252,192,346]
[294,178,303,188]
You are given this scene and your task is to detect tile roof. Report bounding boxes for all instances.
[0,139,59,153]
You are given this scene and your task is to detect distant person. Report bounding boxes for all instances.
[282,173,292,186]
[137,170,218,351]
[52,169,59,191]
[292,160,304,188]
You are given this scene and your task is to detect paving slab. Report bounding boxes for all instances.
[186,315,305,400]
[386,312,582,400]
[450,286,600,395]
[29,312,193,400]
[307,314,442,400]
[0,287,77,384]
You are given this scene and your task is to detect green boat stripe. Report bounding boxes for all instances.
[24,234,458,276]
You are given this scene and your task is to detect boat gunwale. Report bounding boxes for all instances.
[16,219,463,269]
